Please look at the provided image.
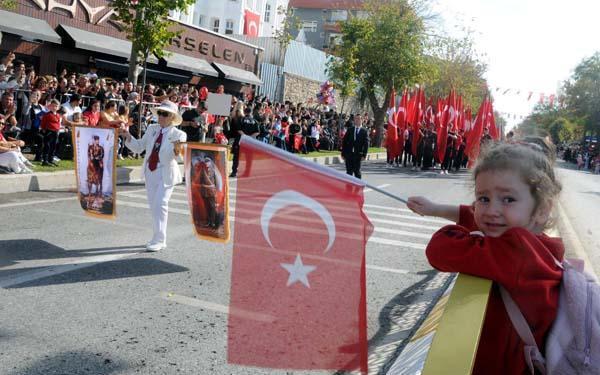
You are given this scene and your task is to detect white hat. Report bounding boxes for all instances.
[150,100,183,126]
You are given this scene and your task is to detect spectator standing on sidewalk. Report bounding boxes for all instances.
[40,99,61,166]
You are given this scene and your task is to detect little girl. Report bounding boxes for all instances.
[407,141,564,374]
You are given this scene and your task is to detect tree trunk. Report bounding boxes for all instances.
[367,87,391,148]
[128,41,140,85]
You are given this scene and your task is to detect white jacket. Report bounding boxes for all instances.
[125,124,187,186]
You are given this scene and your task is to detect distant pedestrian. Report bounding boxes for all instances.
[341,113,369,179]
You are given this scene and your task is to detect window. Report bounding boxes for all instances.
[225,20,234,34]
[330,10,347,21]
[196,15,205,27]
[212,18,220,33]
[264,4,271,23]
[302,20,318,33]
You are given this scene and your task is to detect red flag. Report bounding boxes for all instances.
[228,136,373,373]
[549,94,555,107]
[244,10,260,37]
[437,90,457,164]
[539,93,545,104]
[486,100,499,140]
[410,88,425,155]
[465,98,488,167]
[385,90,400,158]
[396,91,409,156]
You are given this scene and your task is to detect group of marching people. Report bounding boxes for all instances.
[384,89,498,174]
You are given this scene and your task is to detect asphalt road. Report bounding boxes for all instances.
[556,160,600,274]
[0,161,474,375]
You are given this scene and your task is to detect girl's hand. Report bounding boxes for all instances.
[407,196,438,217]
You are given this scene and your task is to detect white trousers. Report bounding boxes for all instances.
[145,167,175,244]
[0,151,26,173]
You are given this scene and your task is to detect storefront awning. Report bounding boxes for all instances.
[94,59,190,83]
[0,10,61,44]
[212,62,262,86]
[59,25,132,58]
[163,53,219,77]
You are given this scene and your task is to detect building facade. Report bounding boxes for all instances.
[0,0,262,93]
[288,0,366,52]
[171,0,289,38]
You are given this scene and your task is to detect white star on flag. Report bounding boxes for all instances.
[280,254,317,288]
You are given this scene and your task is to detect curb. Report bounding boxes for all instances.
[556,200,598,279]
[1,152,388,194]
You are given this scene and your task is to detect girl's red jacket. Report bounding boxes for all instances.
[426,205,564,374]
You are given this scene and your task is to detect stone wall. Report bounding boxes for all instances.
[282,73,322,105]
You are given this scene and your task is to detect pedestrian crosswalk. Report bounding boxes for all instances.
[117,184,448,253]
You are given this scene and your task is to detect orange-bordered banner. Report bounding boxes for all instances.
[72,126,118,219]
[185,143,230,243]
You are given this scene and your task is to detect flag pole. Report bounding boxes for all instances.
[365,183,408,204]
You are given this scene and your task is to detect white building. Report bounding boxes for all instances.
[171,0,289,38]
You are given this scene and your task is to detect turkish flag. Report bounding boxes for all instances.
[385,90,400,158]
[244,10,260,37]
[228,136,373,373]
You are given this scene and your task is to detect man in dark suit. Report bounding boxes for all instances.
[341,113,369,179]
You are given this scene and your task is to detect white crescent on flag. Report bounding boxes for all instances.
[260,190,336,253]
[248,21,258,35]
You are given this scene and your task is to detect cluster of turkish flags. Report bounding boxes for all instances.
[384,88,499,165]
[228,136,373,373]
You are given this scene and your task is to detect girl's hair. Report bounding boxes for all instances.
[105,101,117,110]
[473,139,562,229]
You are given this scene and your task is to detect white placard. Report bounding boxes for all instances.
[206,93,232,116]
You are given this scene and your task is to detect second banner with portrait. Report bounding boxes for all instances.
[184,143,230,243]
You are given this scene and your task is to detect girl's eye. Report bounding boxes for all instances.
[477,196,489,203]
[502,197,516,204]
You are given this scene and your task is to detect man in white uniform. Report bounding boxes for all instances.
[121,101,187,251]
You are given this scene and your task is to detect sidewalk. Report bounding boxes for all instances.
[1,152,387,194]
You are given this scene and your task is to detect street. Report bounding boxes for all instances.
[0,160,472,375]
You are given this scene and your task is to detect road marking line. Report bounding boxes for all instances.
[364,210,449,224]
[367,264,411,274]
[159,292,275,323]
[0,196,76,208]
[0,252,140,288]
[364,183,391,193]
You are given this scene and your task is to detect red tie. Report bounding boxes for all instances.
[148,131,163,171]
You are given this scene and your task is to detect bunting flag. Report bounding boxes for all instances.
[228,136,373,374]
[385,90,400,159]
[548,94,556,107]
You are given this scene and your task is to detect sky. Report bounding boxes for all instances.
[431,0,600,130]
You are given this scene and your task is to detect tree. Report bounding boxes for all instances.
[563,52,600,138]
[328,0,431,146]
[424,33,488,111]
[111,0,195,85]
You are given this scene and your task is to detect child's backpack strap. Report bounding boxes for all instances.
[499,286,547,374]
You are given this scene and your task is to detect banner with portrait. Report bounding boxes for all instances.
[185,143,230,243]
[73,126,118,219]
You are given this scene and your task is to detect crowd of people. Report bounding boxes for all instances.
[0,52,381,175]
[561,142,600,174]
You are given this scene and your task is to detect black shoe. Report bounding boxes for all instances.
[42,161,51,166]
[50,161,59,167]
[229,173,236,178]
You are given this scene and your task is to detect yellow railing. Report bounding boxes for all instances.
[421,274,492,375]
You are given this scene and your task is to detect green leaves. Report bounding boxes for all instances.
[111,0,195,61]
